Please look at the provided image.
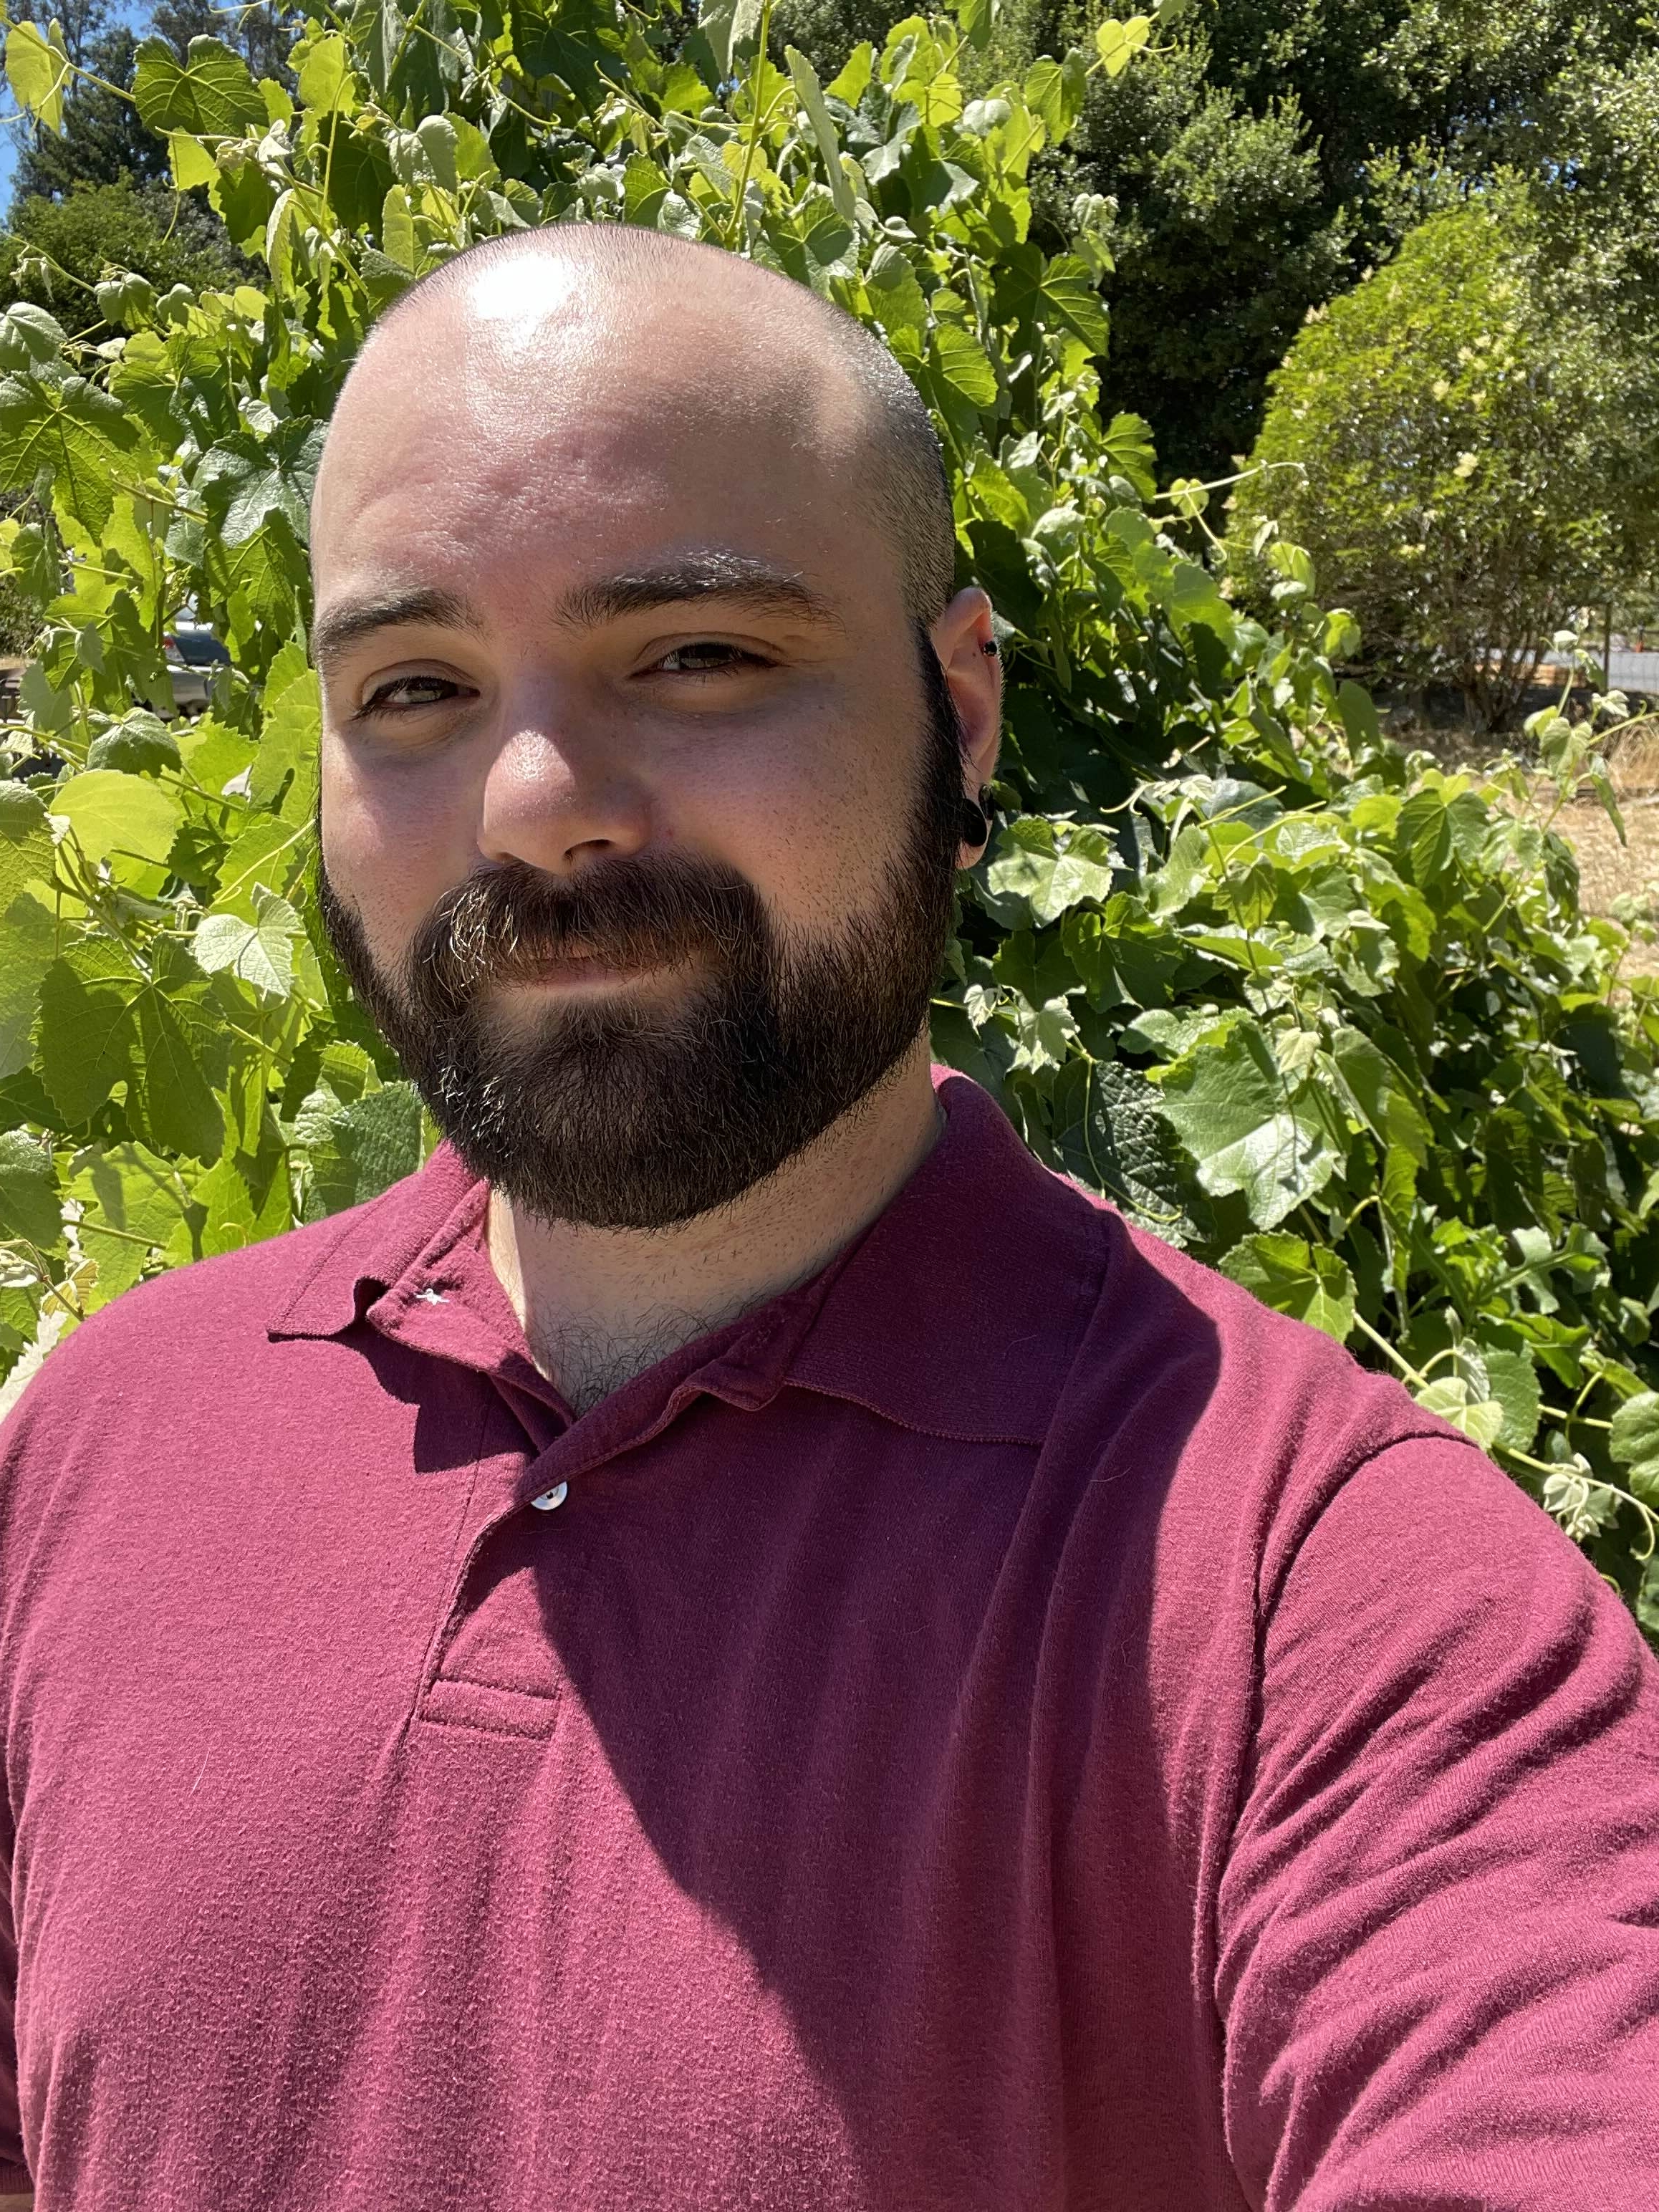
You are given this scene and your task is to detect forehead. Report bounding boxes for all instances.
[311,294,900,619]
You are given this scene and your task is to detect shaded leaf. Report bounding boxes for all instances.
[1220,1232,1356,1340]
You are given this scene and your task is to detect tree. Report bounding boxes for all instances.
[1057,0,1656,478]
[774,0,1656,476]
[1,178,244,329]
[1030,31,1355,479]
[1228,190,1659,726]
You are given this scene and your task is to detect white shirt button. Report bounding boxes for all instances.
[530,1482,569,1512]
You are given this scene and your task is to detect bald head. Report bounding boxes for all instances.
[317,223,956,622]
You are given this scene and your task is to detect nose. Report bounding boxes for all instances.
[476,680,654,877]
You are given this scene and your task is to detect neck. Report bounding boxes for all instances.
[486,1039,943,1416]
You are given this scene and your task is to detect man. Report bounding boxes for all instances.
[1,226,1655,2211]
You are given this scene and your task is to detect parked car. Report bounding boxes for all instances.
[163,625,231,713]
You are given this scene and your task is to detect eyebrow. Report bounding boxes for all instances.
[310,586,481,673]
[309,552,839,673]
[557,552,839,632]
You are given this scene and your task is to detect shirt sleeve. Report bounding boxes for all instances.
[0,1395,32,2196]
[1216,1433,1659,2211]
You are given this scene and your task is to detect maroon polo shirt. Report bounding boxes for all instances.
[1,1070,1657,2208]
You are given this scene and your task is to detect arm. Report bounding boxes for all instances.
[1219,1436,1659,2209]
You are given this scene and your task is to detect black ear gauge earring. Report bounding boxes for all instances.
[960,792,993,849]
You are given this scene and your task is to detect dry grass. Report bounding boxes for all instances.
[1545,721,1659,978]
[1555,797,1659,977]
[1403,706,1659,976]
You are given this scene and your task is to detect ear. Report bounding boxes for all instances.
[930,587,1001,807]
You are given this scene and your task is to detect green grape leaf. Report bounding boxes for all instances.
[986,836,1115,925]
[0,304,66,363]
[213,814,312,921]
[1478,1345,1542,1453]
[294,30,354,114]
[1219,1232,1356,1341]
[193,421,326,549]
[6,20,70,133]
[36,943,139,1126]
[168,129,218,191]
[0,893,56,1082]
[1022,59,1075,143]
[193,887,300,999]
[864,244,928,345]
[509,0,630,102]
[998,248,1109,357]
[1102,413,1157,500]
[1610,1390,1659,1496]
[958,0,993,49]
[1414,1375,1505,1453]
[1337,679,1380,749]
[187,1153,257,1256]
[299,1079,425,1219]
[133,35,268,139]
[930,323,999,410]
[247,661,321,820]
[965,517,1046,635]
[0,373,140,543]
[69,1140,191,1304]
[0,782,55,913]
[787,47,857,223]
[86,715,183,776]
[132,990,223,1163]
[52,771,183,880]
[695,0,764,79]
[1095,16,1151,77]
[1152,1016,1338,1228]
[1049,1054,1198,1240]
[0,1127,61,1253]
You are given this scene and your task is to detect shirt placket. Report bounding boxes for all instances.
[363,1236,826,1733]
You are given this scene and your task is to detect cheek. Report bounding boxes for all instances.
[319,744,477,958]
[682,674,923,932]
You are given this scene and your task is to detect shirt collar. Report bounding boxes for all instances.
[267,1070,1110,1447]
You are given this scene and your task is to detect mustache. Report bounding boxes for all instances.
[405,855,763,1006]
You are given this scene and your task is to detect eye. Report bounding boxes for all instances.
[651,640,771,675]
[357,673,471,717]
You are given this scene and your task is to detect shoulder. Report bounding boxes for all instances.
[1,1157,456,1451]
[1044,1178,1473,1587]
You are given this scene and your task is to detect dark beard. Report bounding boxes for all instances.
[316,628,968,1229]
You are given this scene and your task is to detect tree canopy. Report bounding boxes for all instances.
[776,0,1658,474]
[1229,189,1659,724]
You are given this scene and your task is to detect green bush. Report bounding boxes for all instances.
[1,176,246,340]
[3,4,1659,1640]
[1229,190,1659,726]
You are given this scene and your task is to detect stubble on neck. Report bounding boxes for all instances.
[486,1036,944,1415]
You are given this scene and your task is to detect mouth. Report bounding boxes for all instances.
[489,943,697,996]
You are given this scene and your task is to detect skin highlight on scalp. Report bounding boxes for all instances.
[325,223,958,625]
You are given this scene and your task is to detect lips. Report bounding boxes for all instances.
[416,855,754,1008]
[488,938,691,991]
